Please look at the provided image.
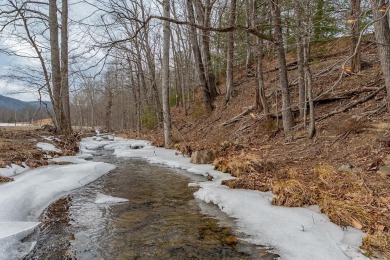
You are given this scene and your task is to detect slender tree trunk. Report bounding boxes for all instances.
[256,38,270,117]
[245,0,253,73]
[194,0,218,100]
[371,0,390,110]
[350,0,361,72]
[253,0,269,116]
[162,0,172,147]
[49,0,64,133]
[61,0,72,135]
[187,0,213,111]
[304,37,316,138]
[295,1,306,117]
[139,2,163,124]
[270,0,293,133]
[225,0,237,105]
[105,86,113,132]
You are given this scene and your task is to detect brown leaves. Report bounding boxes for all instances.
[0,175,14,182]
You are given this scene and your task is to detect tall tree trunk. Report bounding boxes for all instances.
[256,38,270,116]
[139,1,163,124]
[245,0,253,73]
[350,0,361,73]
[225,0,237,105]
[162,0,172,147]
[270,0,293,133]
[304,36,316,138]
[105,86,113,132]
[194,0,218,100]
[61,0,72,135]
[371,0,390,110]
[253,0,269,116]
[187,0,213,112]
[49,0,64,133]
[295,1,306,117]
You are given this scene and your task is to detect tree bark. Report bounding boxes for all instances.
[270,0,293,133]
[303,36,316,138]
[253,0,269,116]
[186,0,213,111]
[225,0,237,105]
[295,1,306,117]
[162,0,172,147]
[350,0,361,73]
[49,0,64,133]
[194,0,218,100]
[371,0,390,110]
[61,0,72,135]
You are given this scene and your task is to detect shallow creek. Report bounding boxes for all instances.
[24,150,277,259]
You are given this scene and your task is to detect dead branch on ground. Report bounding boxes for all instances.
[317,86,385,122]
[222,106,254,126]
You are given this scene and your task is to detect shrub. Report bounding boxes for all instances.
[141,106,158,130]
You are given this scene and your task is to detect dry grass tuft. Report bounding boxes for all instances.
[222,173,272,192]
[0,175,14,182]
[213,152,274,178]
[272,179,318,207]
[258,164,390,257]
[318,195,373,229]
[362,233,390,259]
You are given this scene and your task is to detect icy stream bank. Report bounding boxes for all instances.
[80,136,368,260]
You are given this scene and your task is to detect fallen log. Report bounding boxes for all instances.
[317,86,385,122]
[263,60,298,73]
[222,106,254,126]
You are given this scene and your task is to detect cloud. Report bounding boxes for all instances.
[0,79,44,101]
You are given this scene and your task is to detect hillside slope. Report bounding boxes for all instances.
[123,36,390,259]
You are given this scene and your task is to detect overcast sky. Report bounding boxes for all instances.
[0,0,99,102]
[0,52,38,101]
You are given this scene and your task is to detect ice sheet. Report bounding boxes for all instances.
[94,193,129,204]
[0,157,115,259]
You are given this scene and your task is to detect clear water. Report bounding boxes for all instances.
[24,152,277,259]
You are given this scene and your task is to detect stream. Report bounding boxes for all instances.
[23,149,278,259]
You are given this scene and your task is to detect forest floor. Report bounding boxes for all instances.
[0,127,81,182]
[120,36,390,259]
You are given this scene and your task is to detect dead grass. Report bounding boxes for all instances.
[362,233,390,259]
[213,152,275,177]
[0,175,14,182]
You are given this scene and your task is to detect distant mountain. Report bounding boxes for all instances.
[0,95,52,111]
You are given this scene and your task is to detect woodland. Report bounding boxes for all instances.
[1,0,390,258]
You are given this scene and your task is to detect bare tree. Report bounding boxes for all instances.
[350,0,361,73]
[270,0,293,134]
[162,0,172,147]
[370,0,390,110]
[295,0,306,118]
[49,0,67,133]
[225,0,237,105]
[253,0,269,116]
[61,0,71,133]
[186,0,213,111]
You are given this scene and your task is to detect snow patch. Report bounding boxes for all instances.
[36,142,62,153]
[0,164,30,177]
[94,193,129,204]
[0,157,115,259]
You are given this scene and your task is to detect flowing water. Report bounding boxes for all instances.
[24,151,277,259]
